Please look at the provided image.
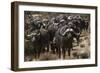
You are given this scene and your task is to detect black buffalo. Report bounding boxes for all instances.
[30,28,50,59]
[53,25,77,59]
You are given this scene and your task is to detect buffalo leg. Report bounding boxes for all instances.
[57,48,61,58]
[33,49,37,59]
[51,43,56,54]
[46,44,49,52]
[62,48,66,59]
[68,48,71,56]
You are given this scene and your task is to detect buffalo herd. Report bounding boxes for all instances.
[24,13,90,61]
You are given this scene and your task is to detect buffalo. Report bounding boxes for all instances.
[29,28,50,59]
[53,25,77,59]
